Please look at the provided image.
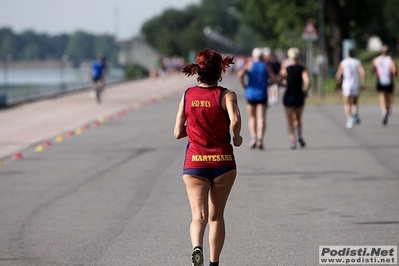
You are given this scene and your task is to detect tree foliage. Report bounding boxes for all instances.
[141,0,243,58]
[0,28,119,64]
[234,0,399,67]
[235,0,318,48]
[1,0,398,69]
[0,28,21,59]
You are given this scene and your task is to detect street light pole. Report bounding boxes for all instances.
[318,0,326,97]
[1,54,13,106]
[3,54,13,91]
[60,54,69,90]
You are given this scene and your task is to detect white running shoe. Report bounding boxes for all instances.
[345,118,354,129]
[191,247,203,266]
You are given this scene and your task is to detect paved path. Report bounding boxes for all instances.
[0,74,195,161]
[0,74,398,265]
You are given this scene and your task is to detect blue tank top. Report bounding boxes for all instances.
[245,61,269,101]
[91,61,107,79]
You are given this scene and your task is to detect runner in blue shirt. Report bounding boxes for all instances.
[238,47,276,150]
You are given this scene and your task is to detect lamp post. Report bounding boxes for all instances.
[1,54,12,106]
[3,54,13,91]
[60,54,69,90]
[318,0,326,97]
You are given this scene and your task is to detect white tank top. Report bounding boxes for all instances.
[374,55,393,85]
[341,57,361,90]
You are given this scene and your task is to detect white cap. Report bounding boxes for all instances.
[252,47,263,59]
[262,47,271,57]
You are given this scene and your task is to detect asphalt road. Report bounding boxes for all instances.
[0,75,398,266]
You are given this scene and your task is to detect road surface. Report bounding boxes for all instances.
[0,74,398,265]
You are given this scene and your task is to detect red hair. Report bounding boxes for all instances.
[182,48,234,84]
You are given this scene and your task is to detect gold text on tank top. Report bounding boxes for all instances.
[191,154,233,162]
[191,100,211,108]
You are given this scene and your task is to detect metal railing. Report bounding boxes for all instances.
[0,67,126,106]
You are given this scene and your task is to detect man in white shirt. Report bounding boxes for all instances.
[335,49,366,128]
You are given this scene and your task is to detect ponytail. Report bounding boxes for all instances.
[221,55,234,73]
[182,63,200,77]
[182,49,235,84]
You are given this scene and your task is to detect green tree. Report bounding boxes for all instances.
[234,0,396,68]
[200,0,240,38]
[142,7,202,56]
[0,28,21,60]
[20,30,46,60]
[351,0,399,50]
[65,30,95,60]
[234,0,318,49]
[48,34,69,60]
[141,0,241,57]
[94,34,119,65]
[0,27,121,62]
[22,44,41,60]
[324,0,366,68]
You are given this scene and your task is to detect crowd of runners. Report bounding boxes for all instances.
[234,45,396,150]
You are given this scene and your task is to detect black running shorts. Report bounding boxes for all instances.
[283,93,305,107]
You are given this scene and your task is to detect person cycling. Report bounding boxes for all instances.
[87,55,108,102]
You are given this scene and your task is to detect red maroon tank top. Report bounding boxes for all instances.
[183,86,236,169]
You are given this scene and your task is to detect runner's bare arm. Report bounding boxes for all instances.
[237,62,250,89]
[335,63,343,84]
[225,91,242,147]
[302,69,311,93]
[371,58,377,74]
[359,64,366,89]
[279,65,287,87]
[267,64,278,84]
[391,59,397,77]
[174,94,187,139]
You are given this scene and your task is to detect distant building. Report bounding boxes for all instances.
[118,37,162,71]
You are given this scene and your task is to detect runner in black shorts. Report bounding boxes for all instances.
[283,93,305,107]
[279,47,310,149]
[371,45,396,126]
[247,99,268,105]
[377,84,394,93]
[174,48,243,266]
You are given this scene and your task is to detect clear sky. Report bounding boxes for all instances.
[0,0,199,40]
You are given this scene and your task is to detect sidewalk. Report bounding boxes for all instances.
[0,74,194,160]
